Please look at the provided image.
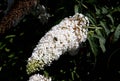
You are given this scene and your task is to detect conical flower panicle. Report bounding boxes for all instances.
[29,73,52,81]
[26,13,89,74]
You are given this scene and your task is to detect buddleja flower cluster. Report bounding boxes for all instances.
[28,74,51,81]
[26,13,89,74]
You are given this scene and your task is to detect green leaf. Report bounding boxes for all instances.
[113,24,120,42]
[102,7,108,14]
[71,71,75,80]
[100,21,110,36]
[5,47,10,52]
[0,44,6,50]
[9,38,14,43]
[95,29,106,52]
[95,6,101,15]
[74,5,79,13]
[0,67,2,71]
[86,14,96,25]
[43,71,49,77]
[93,35,106,53]
[81,3,88,9]
[8,54,14,58]
[88,35,98,57]
[95,28,103,36]
[99,38,106,52]
[107,14,114,25]
[5,35,16,39]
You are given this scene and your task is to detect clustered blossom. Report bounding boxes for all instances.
[28,74,52,81]
[26,13,89,74]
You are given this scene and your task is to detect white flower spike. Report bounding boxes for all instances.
[26,13,89,74]
[28,74,52,81]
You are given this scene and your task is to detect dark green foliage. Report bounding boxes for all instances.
[0,0,120,81]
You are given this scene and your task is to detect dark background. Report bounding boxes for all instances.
[0,0,120,81]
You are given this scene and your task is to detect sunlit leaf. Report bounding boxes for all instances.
[60,69,64,73]
[71,72,74,80]
[81,3,88,9]
[5,47,10,52]
[0,67,2,71]
[8,54,14,58]
[76,73,80,78]
[5,35,16,39]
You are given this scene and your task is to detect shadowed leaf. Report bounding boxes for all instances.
[113,24,120,42]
